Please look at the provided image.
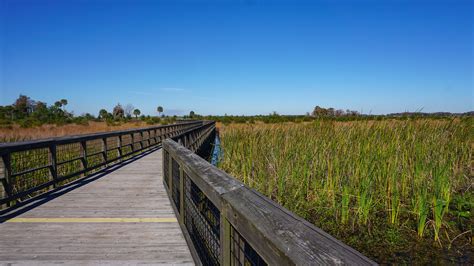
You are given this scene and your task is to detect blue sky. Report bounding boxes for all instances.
[1,0,472,116]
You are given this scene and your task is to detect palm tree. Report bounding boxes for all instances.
[133,109,141,118]
[157,106,163,116]
[99,109,108,120]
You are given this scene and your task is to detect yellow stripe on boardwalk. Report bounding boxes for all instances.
[6,217,178,223]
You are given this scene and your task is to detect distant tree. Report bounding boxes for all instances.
[32,101,49,121]
[83,113,95,120]
[124,104,134,118]
[189,110,195,118]
[13,94,34,118]
[350,110,360,116]
[99,109,108,119]
[60,99,68,110]
[157,106,163,116]
[133,109,141,118]
[312,106,328,117]
[54,101,62,108]
[112,104,124,119]
[335,109,345,117]
[0,105,14,121]
[327,108,335,117]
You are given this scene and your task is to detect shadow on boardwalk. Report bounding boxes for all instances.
[0,145,161,222]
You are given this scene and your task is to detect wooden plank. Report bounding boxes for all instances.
[0,150,194,264]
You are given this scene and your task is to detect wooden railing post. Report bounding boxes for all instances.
[131,133,136,153]
[49,144,58,189]
[146,130,151,146]
[117,135,122,162]
[0,154,12,208]
[80,141,88,175]
[179,166,185,224]
[140,131,144,149]
[221,217,231,265]
[102,137,108,166]
[167,155,173,190]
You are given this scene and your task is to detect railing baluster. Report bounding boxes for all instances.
[80,141,88,175]
[131,133,136,153]
[117,135,122,161]
[0,154,12,207]
[179,166,184,224]
[49,144,58,189]
[102,137,108,166]
[221,218,232,265]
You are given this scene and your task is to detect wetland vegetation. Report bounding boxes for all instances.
[217,118,473,263]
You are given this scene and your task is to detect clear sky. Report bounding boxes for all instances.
[1,0,472,116]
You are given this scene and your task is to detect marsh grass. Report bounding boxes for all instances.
[218,118,473,263]
[0,121,153,143]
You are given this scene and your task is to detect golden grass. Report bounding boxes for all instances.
[0,121,154,142]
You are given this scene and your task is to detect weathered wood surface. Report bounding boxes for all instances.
[0,149,194,265]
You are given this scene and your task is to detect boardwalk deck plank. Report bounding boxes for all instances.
[0,149,194,265]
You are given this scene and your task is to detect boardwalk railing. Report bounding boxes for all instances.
[163,124,375,265]
[0,121,204,208]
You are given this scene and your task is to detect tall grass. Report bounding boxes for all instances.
[0,121,155,143]
[218,118,472,263]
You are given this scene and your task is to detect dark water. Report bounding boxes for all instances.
[210,134,221,166]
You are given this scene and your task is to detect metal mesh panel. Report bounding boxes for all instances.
[171,158,180,212]
[149,130,156,144]
[57,143,83,180]
[230,226,267,266]
[133,133,142,151]
[142,132,149,148]
[10,147,50,195]
[86,139,103,155]
[163,150,170,188]
[184,173,220,266]
[120,134,133,156]
[86,139,105,169]
[106,137,120,162]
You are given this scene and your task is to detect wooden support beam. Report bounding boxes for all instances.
[102,138,108,166]
[179,167,185,224]
[80,141,88,176]
[117,136,122,162]
[49,145,57,189]
[0,154,11,208]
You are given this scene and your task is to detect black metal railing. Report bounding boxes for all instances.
[0,121,203,208]
[185,172,221,266]
[163,122,376,265]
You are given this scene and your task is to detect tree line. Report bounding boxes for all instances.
[0,95,174,127]
[0,96,471,127]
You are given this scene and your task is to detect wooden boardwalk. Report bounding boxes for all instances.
[0,149,194,265]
